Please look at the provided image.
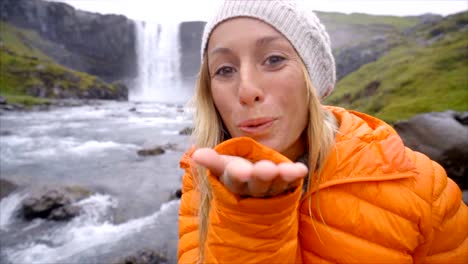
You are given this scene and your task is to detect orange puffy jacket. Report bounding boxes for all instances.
[178,106,468,263]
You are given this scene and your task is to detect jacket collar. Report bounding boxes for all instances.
[303,106,417,198]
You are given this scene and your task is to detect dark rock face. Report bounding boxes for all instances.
[334,35,398,80]
[0,0,137,82]
[179,21,206,79]
[394,111,468,189]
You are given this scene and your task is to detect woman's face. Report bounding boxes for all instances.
[207,18,309,160]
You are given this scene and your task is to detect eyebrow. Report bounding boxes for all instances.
[255,35,284,47]
[208,35,285,57]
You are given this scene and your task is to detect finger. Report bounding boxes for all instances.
[278,162,308,182]
[192,148,225,177]
[249,160,279,197]
[268,176,289,196]
[223,158,253,194]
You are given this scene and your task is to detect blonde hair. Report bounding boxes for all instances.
[189,57,337,262]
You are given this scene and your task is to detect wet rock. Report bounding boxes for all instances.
[0,178,18,200]
[22,189,71,220]
[179,127,193,136]
[129,107,137,112]
[169,189,182,201]
[137,147,165,156]
[394,110,468,189]
[48,204,80,221]
[115,249,168,264]
[0,95,6,104]
[21,186,92,221]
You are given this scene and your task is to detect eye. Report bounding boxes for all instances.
[214,66,236,77]
[265,55,285,66]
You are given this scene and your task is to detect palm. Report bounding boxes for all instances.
[192,148,308,197]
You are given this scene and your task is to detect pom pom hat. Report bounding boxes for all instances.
[200,0,336,98]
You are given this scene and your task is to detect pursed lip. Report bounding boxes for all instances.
[237,117,277,134]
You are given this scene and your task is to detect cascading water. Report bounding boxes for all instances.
[132,21,188,103]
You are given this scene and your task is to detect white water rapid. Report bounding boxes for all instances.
[132,21,188,103]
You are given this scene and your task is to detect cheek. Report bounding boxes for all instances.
[211,86,235,124]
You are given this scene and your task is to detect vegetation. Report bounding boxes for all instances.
[325,11,468,123]
[0,21,124,107]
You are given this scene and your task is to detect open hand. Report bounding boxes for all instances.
[192,148,308,197]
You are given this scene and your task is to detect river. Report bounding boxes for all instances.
[0,100,192,263]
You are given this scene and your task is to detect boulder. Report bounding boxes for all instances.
[394,111,468,189]
[20,186,92,221]
[115,249,167,264]
[137,147,165,156]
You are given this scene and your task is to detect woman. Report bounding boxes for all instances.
[178,1,467,263]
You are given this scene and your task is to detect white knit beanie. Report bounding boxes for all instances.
[201,0,336,98]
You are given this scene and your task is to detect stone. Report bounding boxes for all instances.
[179,127,193,136]
[115,249,168,264]
[394,111,468,189]
[137,147,165,156]
[48,205,81,221]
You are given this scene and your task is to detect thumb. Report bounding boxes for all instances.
[192,148,226,177]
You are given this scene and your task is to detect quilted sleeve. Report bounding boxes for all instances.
[203,171,302,264]
[178,138,304,263]
[425,161,468,264]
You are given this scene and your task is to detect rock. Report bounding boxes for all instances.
[1,0,137,82]
[115,249,168,264]
[129,107,137,112]
[20,186,92,221]
[394,111,468,189]
[179,127,193,136]
[48,205,80,221]
[0,178,18,200]
[169,189,182,201]
[0,130,13,136]
[0,96,6,104]
[179,21,206,80]
[137,147,165,156]
[22,190,71,220]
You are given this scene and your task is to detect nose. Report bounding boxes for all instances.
[238,65,264,106]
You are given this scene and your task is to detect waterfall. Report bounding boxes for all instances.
[132,21,187,103]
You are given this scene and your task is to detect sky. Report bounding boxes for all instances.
[47,0,468,22]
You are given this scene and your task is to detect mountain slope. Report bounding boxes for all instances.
[325,11,468,123]
[0,21,128,105]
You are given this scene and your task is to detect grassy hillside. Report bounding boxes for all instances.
[0,21,125,106]
[325,11,468,123]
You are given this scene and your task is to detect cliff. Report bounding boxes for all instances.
[0,0,137,82]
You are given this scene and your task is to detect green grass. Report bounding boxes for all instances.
[0,22,52,61]
[326,20,468,123]
[0,21,120,102]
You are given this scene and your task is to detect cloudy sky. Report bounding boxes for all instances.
[47,0,468,22]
